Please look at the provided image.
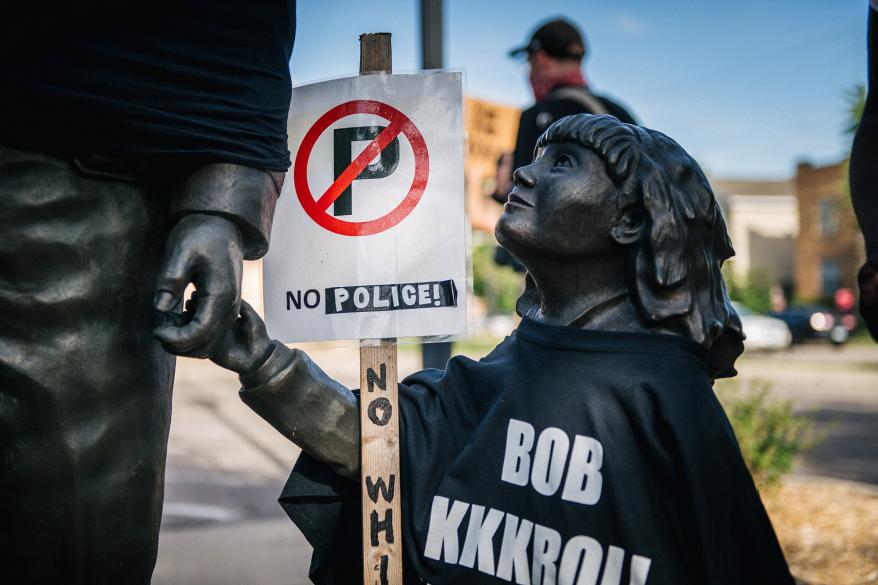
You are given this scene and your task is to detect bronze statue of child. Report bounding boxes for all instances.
[208,114,794,585]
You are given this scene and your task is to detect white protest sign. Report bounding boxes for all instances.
[264,72,468,342]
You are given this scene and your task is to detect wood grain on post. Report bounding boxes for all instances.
[360,33,392,76]
[359,341,402,585]
[358,32,403,585]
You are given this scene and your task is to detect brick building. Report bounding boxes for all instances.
[794,161,865,300]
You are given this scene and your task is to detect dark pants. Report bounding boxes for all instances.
[0,145,175,584]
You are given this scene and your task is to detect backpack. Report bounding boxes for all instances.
[535,86,609,131]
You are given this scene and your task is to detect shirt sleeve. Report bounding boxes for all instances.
[170,164,283,259]
[657,384,796,585]
[278,453,362,585]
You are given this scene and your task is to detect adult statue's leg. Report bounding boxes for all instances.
[0,146,175,584]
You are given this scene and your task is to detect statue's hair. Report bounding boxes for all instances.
[518,114,744,378]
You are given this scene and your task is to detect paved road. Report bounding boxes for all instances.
[732,344,878,485]
[153,341,878,584]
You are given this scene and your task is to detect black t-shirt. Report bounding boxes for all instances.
[281,318,794,585]
[1,1,295,171]
[512,90,637,173]
[851,6,878,261]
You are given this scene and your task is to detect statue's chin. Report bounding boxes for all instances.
[497,216,540,260]
[495,212,523,250]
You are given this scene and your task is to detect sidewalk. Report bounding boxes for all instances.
[154,346,422,584]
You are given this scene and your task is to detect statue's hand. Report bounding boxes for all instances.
[210,301,274,376]
[153,214,244,357]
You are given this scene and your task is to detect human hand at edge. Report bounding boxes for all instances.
[858,260,878,341]
[153,214,244,358]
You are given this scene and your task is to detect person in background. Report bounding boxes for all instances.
[493,18,638,271]
[850,1,878,340]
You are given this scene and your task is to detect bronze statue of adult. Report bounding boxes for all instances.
[209,115,793,584]
[0,2,294,583]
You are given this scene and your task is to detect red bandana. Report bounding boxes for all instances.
[530,69,587,102]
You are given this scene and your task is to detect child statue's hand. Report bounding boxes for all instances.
[208,300,274,376]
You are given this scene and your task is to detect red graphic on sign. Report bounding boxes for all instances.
[293,100,429,236]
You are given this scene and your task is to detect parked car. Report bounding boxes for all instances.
[768,304,858,345]
[732,302,793,351]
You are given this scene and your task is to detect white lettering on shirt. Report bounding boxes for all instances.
[500,419,604,505]
[501,418,535,486]
[532,524,562,585]
[531,427,570,496]
[459,504,505,575]
[424,495,469,563]
[423,496,652,584]
[559,536,603,585]
[497,513,534,584]
[561,435,604,505]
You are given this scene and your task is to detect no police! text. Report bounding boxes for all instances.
[285,279,458,315]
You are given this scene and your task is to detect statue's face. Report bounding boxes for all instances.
[496,142,621,260]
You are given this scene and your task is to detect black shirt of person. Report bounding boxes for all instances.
[1,1,295,171]
[282,318,795,585]
[511,90,637,175]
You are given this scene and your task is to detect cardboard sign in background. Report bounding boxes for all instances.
[264,72,468,342]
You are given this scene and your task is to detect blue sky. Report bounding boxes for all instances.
[293,1,868,179]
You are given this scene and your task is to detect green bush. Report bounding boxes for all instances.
[724,266,773,314]
[715,379,820,490]
[472,242,525,315]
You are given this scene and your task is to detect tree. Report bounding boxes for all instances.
[845,83,866,140]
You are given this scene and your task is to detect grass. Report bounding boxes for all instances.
[848,327,877,345]
[398,334,505,361]
[452,334,505,359]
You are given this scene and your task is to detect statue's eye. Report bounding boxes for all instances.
[553,154,574,168]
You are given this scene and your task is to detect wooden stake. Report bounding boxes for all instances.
[360,32,392,75]
[359,341,402,585]
[358,32,403,585]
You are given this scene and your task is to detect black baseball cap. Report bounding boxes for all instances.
[508,18,586,60]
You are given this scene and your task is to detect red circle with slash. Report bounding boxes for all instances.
[293,100,429,236]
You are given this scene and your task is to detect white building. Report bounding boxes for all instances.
[711,179,798,286]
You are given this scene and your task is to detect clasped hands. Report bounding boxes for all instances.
[152,213,271,373]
